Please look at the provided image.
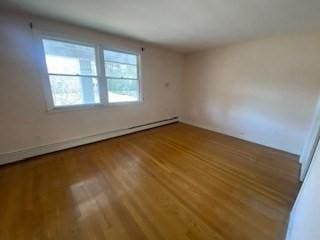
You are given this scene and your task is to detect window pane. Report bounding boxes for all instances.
[43,39,97,76]
[104,49,140,103]
[104,50,137,65]
[49,75,100,106]
[105,62,137,79]
[107,78,139,103]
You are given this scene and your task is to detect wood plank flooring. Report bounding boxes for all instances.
[0,123,301,240]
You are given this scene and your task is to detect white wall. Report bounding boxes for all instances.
[0,10,183,156]
[182,33,320,154]
[286,137,320,240]
[1,9,320,160]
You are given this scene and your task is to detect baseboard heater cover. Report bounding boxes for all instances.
[0,117,178,166]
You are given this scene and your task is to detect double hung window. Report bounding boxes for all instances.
[41,37,141,109]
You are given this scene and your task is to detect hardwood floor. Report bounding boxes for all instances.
[0,123,301,240]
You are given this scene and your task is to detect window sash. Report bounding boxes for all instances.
[48,73,99,78]
[104,49,140,104]
[106,77,138,80]
[104,59,139,80]
[48,75,100,107]
[105,60,137,66]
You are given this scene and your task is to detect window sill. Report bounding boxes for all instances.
[46,100,143,113]
[107,100,143,107]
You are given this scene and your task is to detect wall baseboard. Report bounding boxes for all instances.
[180,119,300,156]
[0,117,178,166]
[285,208,295,240]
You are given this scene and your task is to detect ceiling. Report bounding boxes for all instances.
[2,0,320,52]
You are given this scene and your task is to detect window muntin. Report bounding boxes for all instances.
[42,39,100,107]
[104,50,140,103]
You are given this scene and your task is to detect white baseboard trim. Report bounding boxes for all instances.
[285,210,294,240]
[0,117,178,166]
[180,119,299,156]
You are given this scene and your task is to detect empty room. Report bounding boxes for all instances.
[1,1,320,239]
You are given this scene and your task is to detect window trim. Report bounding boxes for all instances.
[103,47,143,106]
[35,31,142,112]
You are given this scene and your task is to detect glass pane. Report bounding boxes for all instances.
[105,62,137,79]
[104,50,137,65]
[43,39,97,75]
[49,75,100,106]
[107,78,139,103]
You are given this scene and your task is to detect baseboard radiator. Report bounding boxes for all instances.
[0,117,178,166]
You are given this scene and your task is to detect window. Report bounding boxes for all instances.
[42,39,100,107]
[41,37,141,109]
[104,50,140,103]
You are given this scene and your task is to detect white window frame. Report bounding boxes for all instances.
[35,31,142,112]
[102,47,143,106]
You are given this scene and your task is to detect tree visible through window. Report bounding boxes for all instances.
[104,50,140,103]
[41,37,141,109]
[42,39,100,107]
